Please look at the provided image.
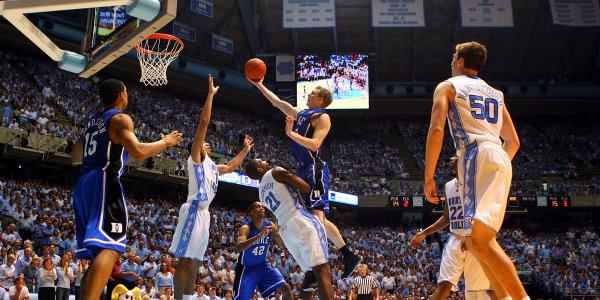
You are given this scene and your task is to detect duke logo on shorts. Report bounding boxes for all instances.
[259,169,328,272]
[446,75,512,234]
[74,108,129,260]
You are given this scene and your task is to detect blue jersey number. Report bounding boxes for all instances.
[264,191,281,212]
[469,95,498,124]
[83,131,99,157]
[449,206,464,220]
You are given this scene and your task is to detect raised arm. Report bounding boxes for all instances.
[110,114,182,160]
[271,168,311,196]
[248,77,301,118]
[269,223,285,248]
[424,81,454,204]
[284,113,330,152]
[191,75,220,164]
[500,104,520,160]
[71,136,84,165]
[218,137,254,175]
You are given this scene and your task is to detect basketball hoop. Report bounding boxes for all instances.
[135,33,184,86]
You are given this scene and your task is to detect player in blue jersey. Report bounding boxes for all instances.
[71,79,182,300]
[425,42,525,300]
[233,202,292,300]
[248,77,361,282]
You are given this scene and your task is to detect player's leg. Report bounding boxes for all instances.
[466,221,526,299]
[312,262,334,300]
[431,281,454,300]
[276,284,293,300]
[464,249,503,300]
[257,263,288,300]
[173,257,201,299]
[433,235,464,300]
[80,248,122,300]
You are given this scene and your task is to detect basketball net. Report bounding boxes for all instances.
[135,33,184,86]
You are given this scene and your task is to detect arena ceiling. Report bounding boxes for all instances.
[31,0,600,84]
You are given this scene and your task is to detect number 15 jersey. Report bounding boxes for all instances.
[81,108,129,176]
[446,75,504,151]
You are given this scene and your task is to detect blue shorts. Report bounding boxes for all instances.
[73,170,127,260]
[233,262,286,300]
[296,161,330,212]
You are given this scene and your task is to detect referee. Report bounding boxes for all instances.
[349,265,379,300]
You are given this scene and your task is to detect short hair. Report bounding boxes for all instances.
[314,86,332,108]
[99,79,125,106]
[245,160,261,180]
[248,202,262,212]
[455,41,487,71]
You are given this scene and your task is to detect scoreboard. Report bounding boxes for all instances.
[389,195,571,208]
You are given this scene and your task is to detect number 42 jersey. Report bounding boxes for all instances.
[239,219,273,266]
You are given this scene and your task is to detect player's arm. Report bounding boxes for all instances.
[285,113,331,152]
[217,136,254,175]
[269,223,285,248]
[424,81,454,204]
[500,104,520,160]
[110,114,182,160]
[70,136,84,165]
[191,75,219,164]
[234,224,271,252]
[271,168,311,196]
[410,201,450,248]
[248,77,301,118]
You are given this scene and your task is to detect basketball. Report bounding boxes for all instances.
[244,58,266,81]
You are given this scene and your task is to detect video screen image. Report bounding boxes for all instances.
[296,54,369,109]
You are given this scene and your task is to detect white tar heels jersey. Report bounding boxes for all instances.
[446,75,504,150]
[259,169,305,224]
[445,178,468,236]
[187,155,219,209]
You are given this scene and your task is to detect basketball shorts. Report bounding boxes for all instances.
[438,234,491,292]
[296,161,330,212]
[458,141,512,235]
[232,262,286,300]
[169,202,210,261]
[280,211,328,272]
[73,170,127,260]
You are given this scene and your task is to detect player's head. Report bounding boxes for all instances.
[99,79,128,108]
[248,202,265,219]
[245,159,271,180]
[307,86,332,108]
[452,41,487,77]
[450,156,458,175]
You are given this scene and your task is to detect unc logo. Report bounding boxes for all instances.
[464,217,473,222]
[276,62,294,75]
[111,223,123,233]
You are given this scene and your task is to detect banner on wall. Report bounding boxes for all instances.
[191,0,213,18]
[212,34,233,54]
[460,0,514,27]
[372,0,425,27]
[282,0,336,28]
[172,21,196,42]
[550,0,600,27]
[276,55,295,82]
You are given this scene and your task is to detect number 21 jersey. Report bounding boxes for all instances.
[258,169,305,225]
[445,75,504,150]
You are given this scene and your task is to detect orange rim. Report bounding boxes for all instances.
[135,33,184,55]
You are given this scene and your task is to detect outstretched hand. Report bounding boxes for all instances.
[160,131,183,147]
[243,136,255,152]
[285,115,294,136]
[424,178,439,204]
[208,74,220,95]
[259,225,272,238]
[246,75,263,86]
[409,231,426,248]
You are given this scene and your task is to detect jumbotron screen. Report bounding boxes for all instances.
[96,6,130,36]
[296,54,369,109]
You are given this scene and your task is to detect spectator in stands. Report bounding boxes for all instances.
[8,277,29,300]
[56,254,75,300]
[156,263,174,296]
[0,254,16,290]
[37,257,57,300]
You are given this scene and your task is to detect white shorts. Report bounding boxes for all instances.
[438,235,491,291]
[458,141,512,234]
[169,202,210,261]
[280,211,328,272]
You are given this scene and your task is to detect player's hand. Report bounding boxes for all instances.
[161,131,183,147]
[410,231,426,248]
[424,177,439,204]
[259,225,273,238]
[285,115,294,136]
[208,74,220,95]
[246,75,263,86]
[243,136,255,152]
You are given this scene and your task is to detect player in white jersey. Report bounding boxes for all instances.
[424,42,525,300]
[411,157,496,300]
[245,159,334,300]
[169,75,254,300]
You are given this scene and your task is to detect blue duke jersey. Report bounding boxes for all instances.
[291,108,327,167]
[239,220,273,266]
[81,109,129,175]
[445,178,468,236]
[445,75,504,150]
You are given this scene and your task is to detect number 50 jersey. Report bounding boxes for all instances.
[446,75,504,150]
[81,108,129,176]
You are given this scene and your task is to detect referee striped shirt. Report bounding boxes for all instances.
[353,275,377,295]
